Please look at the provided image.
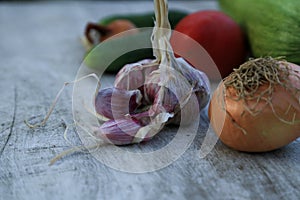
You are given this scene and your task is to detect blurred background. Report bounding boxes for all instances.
[0,0,216,1]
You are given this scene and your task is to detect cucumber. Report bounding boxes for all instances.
[219,0,300,64]
[84,29,154,73]
[84,10,188,73]
[99,9,188,29]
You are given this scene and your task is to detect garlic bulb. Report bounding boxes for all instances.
[94,0,210,145]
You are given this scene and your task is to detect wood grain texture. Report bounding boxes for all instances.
[0,1,299,200]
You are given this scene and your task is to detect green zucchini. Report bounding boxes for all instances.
[219,0,300,64]
[84,29,153,73]
[99,9,188,29]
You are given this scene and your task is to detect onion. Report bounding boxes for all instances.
[209,57,300,152]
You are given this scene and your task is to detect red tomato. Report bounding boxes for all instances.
[171,10,248,79]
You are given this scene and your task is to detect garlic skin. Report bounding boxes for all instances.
[175,57,210,110]
[114,59,159,90]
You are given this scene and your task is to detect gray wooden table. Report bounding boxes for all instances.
[0,1,299,200]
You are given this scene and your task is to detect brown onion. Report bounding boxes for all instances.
[209,57,300,152]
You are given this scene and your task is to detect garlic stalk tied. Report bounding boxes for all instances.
[95,0,210,145]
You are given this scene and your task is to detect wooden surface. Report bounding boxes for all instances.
[0,1,299,200]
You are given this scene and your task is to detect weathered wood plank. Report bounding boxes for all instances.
[0,1,299,200]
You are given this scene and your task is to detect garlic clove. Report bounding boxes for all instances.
[131,111,152,126]
[95,87,142,120]
[148,85,179,115]
[96,118,143,145]
[94,109,173,145]
[132,112,174,143]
